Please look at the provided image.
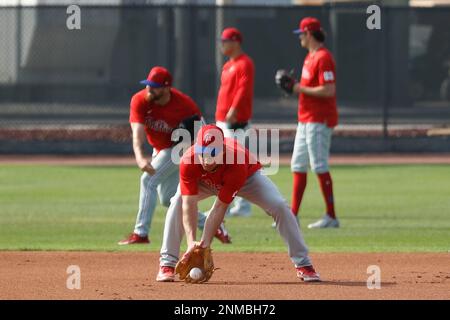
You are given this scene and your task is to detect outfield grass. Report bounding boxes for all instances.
[0,164,449,252]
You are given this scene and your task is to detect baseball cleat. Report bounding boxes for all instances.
[227,200,252,217]
[156,266,175,282]
[214,222,232,244]
[296,265,321,282]
[117,233,150,245]
[307,214,339,229]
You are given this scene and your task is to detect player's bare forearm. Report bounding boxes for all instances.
[182,195,199,248]
[228,84,250,123]
[131,122,155,174]
[294,83,335,98]
[132,138,146,163]
[131,122,146,161]
[201,198,229,247]
[225,107,238,124]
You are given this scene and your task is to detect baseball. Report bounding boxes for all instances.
[189,267,203,280]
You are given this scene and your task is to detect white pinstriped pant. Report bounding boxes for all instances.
[291,122,333,174]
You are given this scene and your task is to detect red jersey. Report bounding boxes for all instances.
[298,47,338,128]
[129,88,202,152]
[179,138,261,204]
[215,53,254,123]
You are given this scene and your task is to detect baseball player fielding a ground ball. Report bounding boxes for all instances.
[276,17,340,229]
[118,66,231,246]
[156,124,320,283]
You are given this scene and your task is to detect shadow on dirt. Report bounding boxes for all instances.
[207,281,396,287]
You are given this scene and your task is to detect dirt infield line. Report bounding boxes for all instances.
[0,252,448,300]
[1,154,450,165]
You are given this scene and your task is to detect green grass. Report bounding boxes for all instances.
[0,164,449,252]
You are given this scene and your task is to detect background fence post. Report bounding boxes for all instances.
[381,6,389,142]
[15,3,22,85]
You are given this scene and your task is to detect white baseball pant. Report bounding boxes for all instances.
[291,122,333,174]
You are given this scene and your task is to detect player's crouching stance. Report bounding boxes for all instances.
[156,124,320,283]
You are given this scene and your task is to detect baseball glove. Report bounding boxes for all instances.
[173,114,201,145]
[275,69,296,95]
[175,245,215,283]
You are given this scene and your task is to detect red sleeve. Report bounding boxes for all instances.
[231,60,254,111]
[174,89,202,119]
[129,94,146,124]
[217,165,247,204]
[318,55,336,85]
[179,158,199,196]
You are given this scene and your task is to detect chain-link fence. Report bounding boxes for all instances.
[0,4,449,152]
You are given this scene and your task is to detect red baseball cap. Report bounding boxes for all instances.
[194,124,224,156]
[140,66,172,88]
[293,17,322,34]
[221,27,243,43]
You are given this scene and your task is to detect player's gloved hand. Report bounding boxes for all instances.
[173,114,202,145]
[275,69,296,95]
[175,243,216,284]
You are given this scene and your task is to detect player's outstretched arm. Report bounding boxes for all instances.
[182,195,199,248]
[201,198,229,247]
[131,122,155,175]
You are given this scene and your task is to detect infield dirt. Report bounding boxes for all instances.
[0,252,448,300]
